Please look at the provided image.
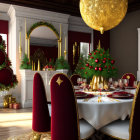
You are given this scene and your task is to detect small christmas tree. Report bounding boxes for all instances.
[55,56,70,70]
[20,54,32,69]
[82,41,118,80]
[0,35,18,92]
[74,54,87,76]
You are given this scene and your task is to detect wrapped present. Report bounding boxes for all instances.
[13,103,20,109]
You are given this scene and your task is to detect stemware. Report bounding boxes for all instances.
[113,81,119,89]
[133,81,138,88]
[123,79,129,87]
[77,78,82,86]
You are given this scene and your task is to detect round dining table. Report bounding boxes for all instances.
[77,96,133,130]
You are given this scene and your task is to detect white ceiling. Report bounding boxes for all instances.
[30,26,58,40]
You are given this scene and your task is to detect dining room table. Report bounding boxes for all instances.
[75,86,136,130]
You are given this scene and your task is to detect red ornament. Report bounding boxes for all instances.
[89,53,92,56]
[94,52,96,55]
[86,63,89,67]
[89,66,93,69]
[112,67,115,69]
[104,58,107,60]
[0,68,13,85]
[95,59,99,63]
[104,65,107,68]
[111,60,115,64]
[90,56,94,59]
[99,67,102,71]
[95,67,98,71]
[103,60,106,63]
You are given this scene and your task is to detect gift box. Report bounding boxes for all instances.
[13,103,20,109]
[9,103,13,109]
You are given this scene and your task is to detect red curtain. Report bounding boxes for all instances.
[68,31,91,73]
[93,30,110,50]
[0,20,8,54]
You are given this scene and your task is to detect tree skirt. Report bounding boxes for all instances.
[7,131,51,140]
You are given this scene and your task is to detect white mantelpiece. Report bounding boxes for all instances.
[137,28,140,81]
[20,70,68,108]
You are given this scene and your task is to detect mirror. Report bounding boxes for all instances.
[27,22,59,70]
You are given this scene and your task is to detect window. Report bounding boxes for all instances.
[0,33,7,53]
[80,42,90,58]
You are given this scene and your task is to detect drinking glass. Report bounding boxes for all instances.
[77,78,81,86]
[123,79,129,87]
[133,81,137,88]
[113,81,119,88]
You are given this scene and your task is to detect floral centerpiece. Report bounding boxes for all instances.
[43,58,55,71]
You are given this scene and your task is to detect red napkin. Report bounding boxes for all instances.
[108,92,134,99]
[75,92,94,99]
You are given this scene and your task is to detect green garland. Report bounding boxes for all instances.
[20,54,32,69]
[27,21,59,38]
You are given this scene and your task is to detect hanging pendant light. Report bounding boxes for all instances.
[80,0,128,34]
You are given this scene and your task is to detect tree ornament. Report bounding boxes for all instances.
[86,63,89,67]
[95,59,99,63]
[104,58,107,60]
[103,60,106,63]
[99,67,102,71]
[104,65,107,68]
[95,67,98,71]
[90,56,94,59]
[89,66,93,69]
[94,52,96,55]
[111,60,115,64]
[89,53,92,56]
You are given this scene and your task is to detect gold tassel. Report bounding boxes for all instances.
[37,59,40,71]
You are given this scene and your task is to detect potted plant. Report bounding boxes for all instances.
[55,56,70,74]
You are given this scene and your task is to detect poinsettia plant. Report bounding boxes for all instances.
[44,58,55,70]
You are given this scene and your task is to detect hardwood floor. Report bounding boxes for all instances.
[0,108,32,140]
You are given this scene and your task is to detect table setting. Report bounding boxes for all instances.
[74,77,137,130]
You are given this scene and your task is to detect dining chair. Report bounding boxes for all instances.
[122,73,136,87]
[70,74,82,86]
[100,82,140,140]
[50,73,95,140]
[32,72,51,133]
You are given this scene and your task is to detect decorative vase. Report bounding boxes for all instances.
[90,76,108,91]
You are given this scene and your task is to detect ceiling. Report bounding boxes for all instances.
[0,0,140,16]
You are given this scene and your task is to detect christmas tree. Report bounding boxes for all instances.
[82,41,118,80]
[0,35,18,91]
[20,54,32,69]
[74,54,87,76]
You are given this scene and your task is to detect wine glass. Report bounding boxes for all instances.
[118,79,124,89]
[123,79,129,87]
[113,81,119,89]
[133,81,137,88]
[77,78,81,86]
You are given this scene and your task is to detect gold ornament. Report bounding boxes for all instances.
[80,0,128,34]
[56,77,63,86]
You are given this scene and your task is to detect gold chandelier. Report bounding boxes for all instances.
[80,0,128,34]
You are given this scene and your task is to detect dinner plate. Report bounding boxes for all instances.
[75,92,94,99]
[107,92,134,99]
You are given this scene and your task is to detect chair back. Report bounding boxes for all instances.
[50,73,80,140]
[129,83,140,140]
[122,73,136,87]
[32,73,50,132]
[70,74,81,86]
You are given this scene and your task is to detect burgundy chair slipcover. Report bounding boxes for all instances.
[122,73,136,87]
[50,73,80,140]
[70,74,81,86]
[32,73,50,132]
[129,83,140,140]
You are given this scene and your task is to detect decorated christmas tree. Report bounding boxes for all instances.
[20,54,32,69]
[74,54,87,76]
[82,41,118,80]
[0,35,18,92]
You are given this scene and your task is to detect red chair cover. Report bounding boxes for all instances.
[122,73,136,87]
[130,83,140,140]
[70,74,81,86]
[32,73,50,132]
[50,73,80,140]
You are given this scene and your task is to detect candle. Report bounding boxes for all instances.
[25,18,27,55]
[60,24,62,39]
[65,36,66,51]
[28,38,30,61]
[60,40,61,57]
